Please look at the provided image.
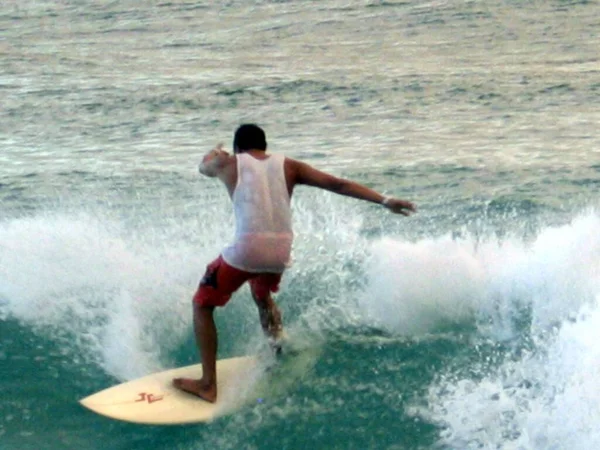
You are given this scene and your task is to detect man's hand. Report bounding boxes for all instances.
[383,198,416,216]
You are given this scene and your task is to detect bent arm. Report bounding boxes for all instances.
[199,144,230,178]
[291,159,416,215]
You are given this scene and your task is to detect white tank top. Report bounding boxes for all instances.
[221,153,293,273]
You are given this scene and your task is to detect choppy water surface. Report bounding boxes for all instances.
[1,1,599,449]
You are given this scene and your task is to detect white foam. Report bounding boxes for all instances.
[359,235,485,334]
[358,212,600,338]
[0,211,218,380]
[406,211,600,449]
[417,296,600,449]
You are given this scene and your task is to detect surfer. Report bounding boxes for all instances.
[173,124,416,403]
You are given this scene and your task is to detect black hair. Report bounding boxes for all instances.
[233,124,267,152]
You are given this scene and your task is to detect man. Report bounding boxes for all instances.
[173,124,416,403]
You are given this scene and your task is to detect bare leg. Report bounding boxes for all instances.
[251,290,284,351]
[172,304,218,403]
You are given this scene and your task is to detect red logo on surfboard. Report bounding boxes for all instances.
[135,392,164,404]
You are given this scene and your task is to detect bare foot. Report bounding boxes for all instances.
[270,340,283,355]
[269,330,289,355]
[172,378,217,403]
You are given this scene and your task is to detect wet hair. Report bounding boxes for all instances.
[233,124,267,152]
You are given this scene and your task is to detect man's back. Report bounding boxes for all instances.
[221,153,293,273]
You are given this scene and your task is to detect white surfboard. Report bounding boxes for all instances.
[80,356,259,425]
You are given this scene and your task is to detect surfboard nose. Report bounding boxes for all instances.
[79,356,258,424]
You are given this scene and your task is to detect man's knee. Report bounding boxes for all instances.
[194,303,215,317]
[251,287,269,304]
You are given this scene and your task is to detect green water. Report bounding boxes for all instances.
[1,0,599,449]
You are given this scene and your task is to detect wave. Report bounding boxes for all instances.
[1,197,599,448]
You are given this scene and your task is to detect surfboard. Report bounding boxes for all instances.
[80,355,259,425]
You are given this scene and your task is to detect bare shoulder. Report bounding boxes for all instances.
[216,152,237,181]
[283,157,306,184]
[220,152,237,169]
[211,152,237,194]
[284,157,341,189]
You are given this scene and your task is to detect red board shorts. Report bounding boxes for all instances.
[193,255,283,307]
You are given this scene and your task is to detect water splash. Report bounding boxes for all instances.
[403,211,600,449]
[0,211,203,380]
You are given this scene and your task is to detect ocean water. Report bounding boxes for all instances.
[1,0,599,449]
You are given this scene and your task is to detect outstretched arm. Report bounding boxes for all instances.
[290,159,416,216]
